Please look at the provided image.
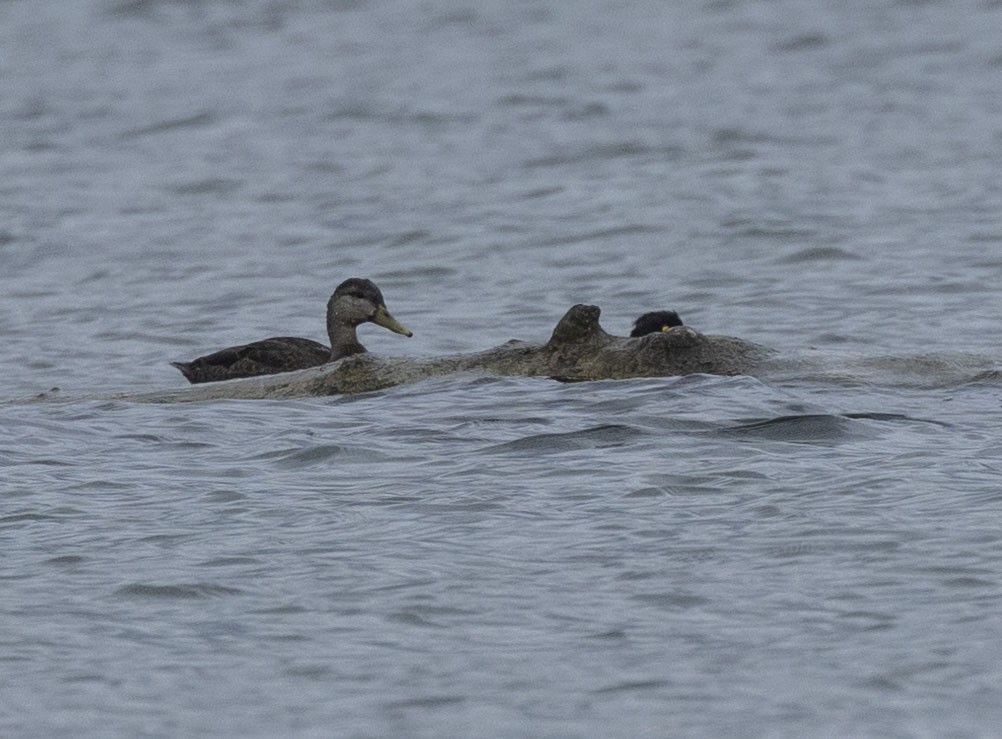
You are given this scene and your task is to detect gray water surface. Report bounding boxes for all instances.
[4,1,1002,736]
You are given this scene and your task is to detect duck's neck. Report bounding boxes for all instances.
[327,303,367,360]
[328,326,366,360]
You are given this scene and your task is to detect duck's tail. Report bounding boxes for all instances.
[170,361,198,384]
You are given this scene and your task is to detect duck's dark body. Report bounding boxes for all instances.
[171,337,332,384]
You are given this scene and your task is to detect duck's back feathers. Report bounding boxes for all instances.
[171,336,331,384]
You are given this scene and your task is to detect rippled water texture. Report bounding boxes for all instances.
[4,0,1002,736]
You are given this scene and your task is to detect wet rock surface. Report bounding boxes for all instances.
[131,305,774,402]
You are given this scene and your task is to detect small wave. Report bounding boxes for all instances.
[966,369,1002,384]
[44,555,87,566]
[724,224,818,241]
[496,93,571,108]
[536,224,663,247]
[323,103,474,125]
[197,556,264,568]
[517,185,564,200]
[777,246,862,264]
[0,508,82,525]
[164,178,242,196]
[384,695,465,709]
[484,424,643,454]
[631,592,711,609]
[593,679,673,695]
[253,443,389,468]
[384,229,433,249]
[712,127,836,147]
[114,583,244,600]
[723,412,948,443]
[118,112,215,140]
[722,413,872,443]
[771,33,830,52]
[523,142,683,169]
[380,265,456,278]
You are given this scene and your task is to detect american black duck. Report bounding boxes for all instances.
[171,278,412,384]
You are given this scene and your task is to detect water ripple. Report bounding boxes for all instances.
[483,424,644,454]
[114,583,244,600]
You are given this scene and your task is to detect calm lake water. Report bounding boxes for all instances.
[4,0,1002,736]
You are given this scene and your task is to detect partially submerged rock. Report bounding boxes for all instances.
[131,304,773,402]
